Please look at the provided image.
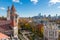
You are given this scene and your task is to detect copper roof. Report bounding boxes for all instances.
[11,4,16,12]
[7,6,10,11]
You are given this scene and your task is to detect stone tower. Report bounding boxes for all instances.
[7,6,10,20]
[7,5,19,38]
[11,5,18,38]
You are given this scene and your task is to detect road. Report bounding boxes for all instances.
[19,34,27,40]
[19,30,30,40]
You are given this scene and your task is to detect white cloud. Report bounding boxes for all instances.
[49,0,60,5]
[13,0,20,3]
[30,0,38,4]
[0,7,5,10]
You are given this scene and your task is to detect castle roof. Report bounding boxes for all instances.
[11,4,16,12]
[7,6,10,11]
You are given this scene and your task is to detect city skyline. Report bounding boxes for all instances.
[0,0,60,17]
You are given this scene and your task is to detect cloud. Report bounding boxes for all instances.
[30,0,38,4]
[0,7,5,10]
[49,0,60,5]
[13,0,20,3]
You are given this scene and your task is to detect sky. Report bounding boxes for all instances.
[0,0,60,17]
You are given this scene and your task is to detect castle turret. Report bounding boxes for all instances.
[7,6,10,20]
[10,5,18,38]
[11,4,16,13]
[7,4,19,38]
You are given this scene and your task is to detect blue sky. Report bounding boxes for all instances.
[0,0,60,17]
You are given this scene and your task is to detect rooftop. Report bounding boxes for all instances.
[0,32,10,39]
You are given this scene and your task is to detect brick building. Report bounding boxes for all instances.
[0,4,19,39]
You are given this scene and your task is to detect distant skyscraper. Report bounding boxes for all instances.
[48,14,51,18]
[56,14,58,19]
[38,13,41,17]
[44,15,46,18]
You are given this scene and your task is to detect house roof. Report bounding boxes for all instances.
[0,32,10,39]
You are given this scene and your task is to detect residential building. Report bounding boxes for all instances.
[44,22,58,40]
